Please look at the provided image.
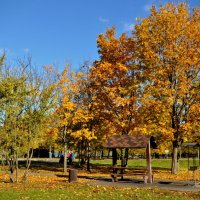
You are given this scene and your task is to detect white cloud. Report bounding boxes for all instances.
[23,48,30,53]
[124,23,135,32]
[98,16,109,23]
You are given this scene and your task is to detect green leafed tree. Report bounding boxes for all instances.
[0,57,57,183]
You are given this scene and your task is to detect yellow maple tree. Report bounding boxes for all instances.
[90,28,141,138]
[134,3,200,173]
[52,65,97,171]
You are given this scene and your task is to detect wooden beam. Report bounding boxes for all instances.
[146,140,153,183]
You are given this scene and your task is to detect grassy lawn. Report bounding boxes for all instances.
[0,181,199,200]
[90,158,193,170]
[0,159,199,200]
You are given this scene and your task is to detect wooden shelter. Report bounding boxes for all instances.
[182,142,200,186]
[103,134,157,183]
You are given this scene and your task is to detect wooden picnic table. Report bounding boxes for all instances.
[111,166,129,182]
[189,166,200,186]
[111,166,150,183]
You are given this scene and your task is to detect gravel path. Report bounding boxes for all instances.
[85,177,200,192]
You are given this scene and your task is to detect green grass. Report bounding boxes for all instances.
[90,158,195,170]
[0,184,199,200]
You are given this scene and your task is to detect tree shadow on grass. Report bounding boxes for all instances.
[16,160,171,177]
[18,160,63,173]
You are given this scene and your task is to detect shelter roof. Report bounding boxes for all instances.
[103,134,156,149]
[182,143,200,147]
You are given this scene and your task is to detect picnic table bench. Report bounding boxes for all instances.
[111,167,127,182]
[189,166,200,186]
[110,166,148,182]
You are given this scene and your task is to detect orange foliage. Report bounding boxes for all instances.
[135,3,200,143]
[90,27,143,138]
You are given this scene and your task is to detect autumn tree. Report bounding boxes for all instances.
[0,57,57,182]
[134,3,200,173]
[71,62,98,171]
[0,60,30,182]
[52,66,79,173]
[52,64,98,172]
[90,28,142,166]
[21,64,57,183]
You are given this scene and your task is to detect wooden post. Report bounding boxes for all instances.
[121,149,123,167]
[198,147,200,166]
[112,148,117,166]
[146,140,153,183]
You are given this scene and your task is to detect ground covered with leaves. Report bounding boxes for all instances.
[0,159,199,200]
[0,175,199,200]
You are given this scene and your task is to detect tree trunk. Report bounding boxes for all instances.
[1,152,5,167]
[101,150,104,159]
[171,103,179,174]
[49,145,52,159]
[64,143,67,174]
[87,141,91,172]
[79,140,85,166]
[171,140,179,174]
[146,140,153,183]
[22,147,33,183]
[94,148,97,159]
[8,158,15,183]
[9,168,15,183]
[16,153,18,183]
[78,144,81,166]
[63,126,67,174]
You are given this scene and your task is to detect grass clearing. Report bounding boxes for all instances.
[90,158,194,170]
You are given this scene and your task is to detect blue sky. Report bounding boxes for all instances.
[0,0,199,71]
